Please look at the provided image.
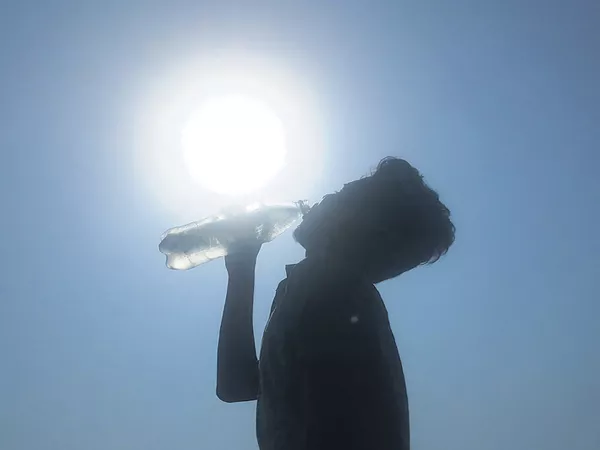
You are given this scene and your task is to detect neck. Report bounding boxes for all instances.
[305,248,364,274]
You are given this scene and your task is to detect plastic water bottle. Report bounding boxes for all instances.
[159,201,309,270]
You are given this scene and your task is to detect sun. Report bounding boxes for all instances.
[181,95,287,196]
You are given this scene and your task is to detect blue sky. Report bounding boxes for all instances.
[1,1,599,449]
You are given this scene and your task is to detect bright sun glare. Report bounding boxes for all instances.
[181,95,287,196]
[134,54,324,218]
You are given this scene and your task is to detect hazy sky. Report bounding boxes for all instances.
[1,1,599,449]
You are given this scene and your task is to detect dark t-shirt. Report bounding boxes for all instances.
[257,257,410,450]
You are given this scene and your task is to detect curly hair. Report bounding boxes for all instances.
[293,157,455,283]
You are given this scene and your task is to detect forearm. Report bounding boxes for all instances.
[216,260,259,402]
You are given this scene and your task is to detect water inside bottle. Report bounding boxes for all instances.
[159,202,307,270]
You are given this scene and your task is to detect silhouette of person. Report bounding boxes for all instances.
[216,157,455,450]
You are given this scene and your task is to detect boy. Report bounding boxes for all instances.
[216,157,455,450]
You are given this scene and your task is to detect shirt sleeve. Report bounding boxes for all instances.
[292,271,402,450]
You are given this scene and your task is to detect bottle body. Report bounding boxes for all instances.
[159,202,306,270]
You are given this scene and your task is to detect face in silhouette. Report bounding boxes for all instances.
[294,182,365,251]
[293,158,455,283]
[293,179,402,281]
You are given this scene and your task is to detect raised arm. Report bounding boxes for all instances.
[216,245,261,403]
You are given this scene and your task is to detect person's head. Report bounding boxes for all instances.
[293,157,455,283]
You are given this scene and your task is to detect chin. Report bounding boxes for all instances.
[291,224,309,250]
